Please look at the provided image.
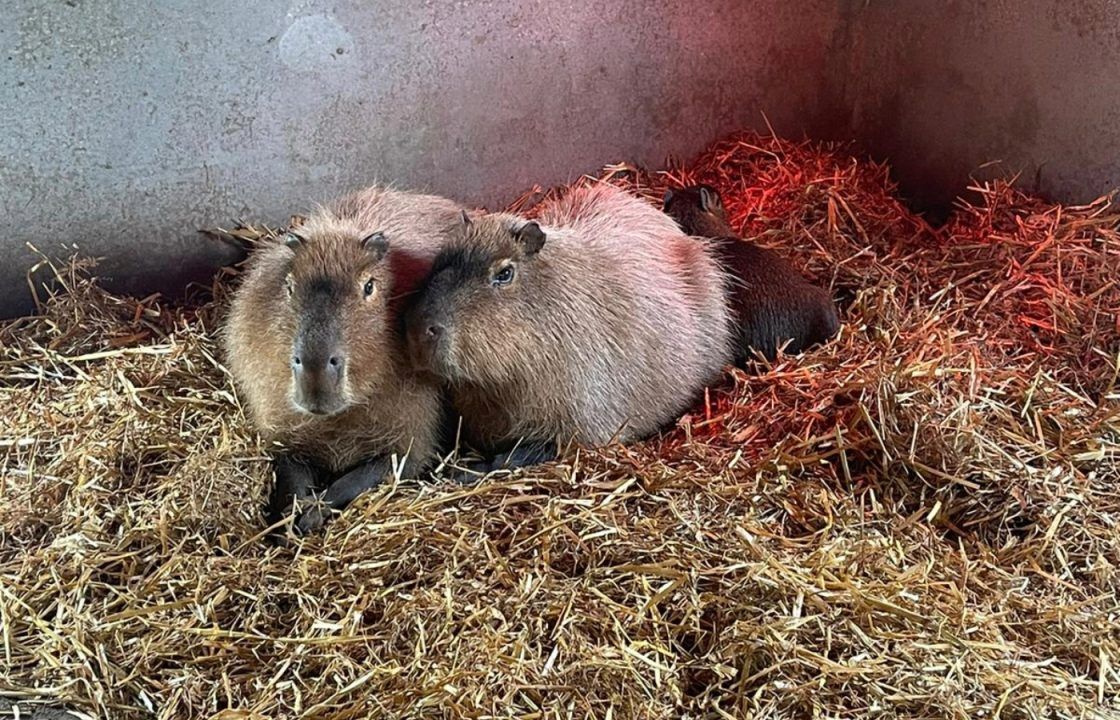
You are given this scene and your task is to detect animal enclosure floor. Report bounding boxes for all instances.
[1,133,1119,719]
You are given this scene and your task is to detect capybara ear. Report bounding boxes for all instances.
[699,185,722,212]
[517,221,546,256]
[284,231,303,250]
[662,188,675,210]
[359,230,389,260]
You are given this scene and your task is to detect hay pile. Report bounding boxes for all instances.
[2,133,1119,719]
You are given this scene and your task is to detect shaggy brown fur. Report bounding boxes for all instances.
[664,184,840,361]
[224,185,462,533]
[406,183,733,453]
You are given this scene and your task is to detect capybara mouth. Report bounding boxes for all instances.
[428,341,466,382]
[406,332,434,372]
[407,325,455,378]
[290,390,351,418]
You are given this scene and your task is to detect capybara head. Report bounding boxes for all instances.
[278,227,393,416]
[407,212,546,385]
[663,184,735,238]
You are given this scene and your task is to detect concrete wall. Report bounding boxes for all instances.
[0,0,844,317]
[3,0,1120,318]
[837,0,1120,211]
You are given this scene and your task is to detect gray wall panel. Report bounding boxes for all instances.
[0,0,843,316]
[838,0,1120,209]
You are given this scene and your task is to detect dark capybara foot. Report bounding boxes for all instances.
[446,441,559,484]
[295,503,329,535]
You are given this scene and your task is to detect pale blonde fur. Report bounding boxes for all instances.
[418,183,734,449]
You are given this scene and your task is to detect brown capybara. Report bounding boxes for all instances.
[663,184,840,362]
[224,185,464,535]
[405,183,733,459]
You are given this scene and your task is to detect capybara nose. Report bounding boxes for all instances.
[406,317,444,372]
[291,349,347,416]
[292,352,345,381]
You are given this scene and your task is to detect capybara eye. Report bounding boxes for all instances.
[363,278,376,298]
[492,265,515,287]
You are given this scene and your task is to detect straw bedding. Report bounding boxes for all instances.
[1,133,1118,719]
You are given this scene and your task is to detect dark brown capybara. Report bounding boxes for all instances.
[663,184,840,362]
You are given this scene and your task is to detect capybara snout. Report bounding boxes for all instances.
[290,332,347,416]
[404,270,460,378]
[404,295,451,377]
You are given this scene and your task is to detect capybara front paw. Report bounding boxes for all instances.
[295,504,328,535]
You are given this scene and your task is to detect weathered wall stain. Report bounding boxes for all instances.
[278,14,355,73]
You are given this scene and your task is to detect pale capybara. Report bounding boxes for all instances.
[663,184,840,362]
[405,183,734,459]
[224,185,464,535]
